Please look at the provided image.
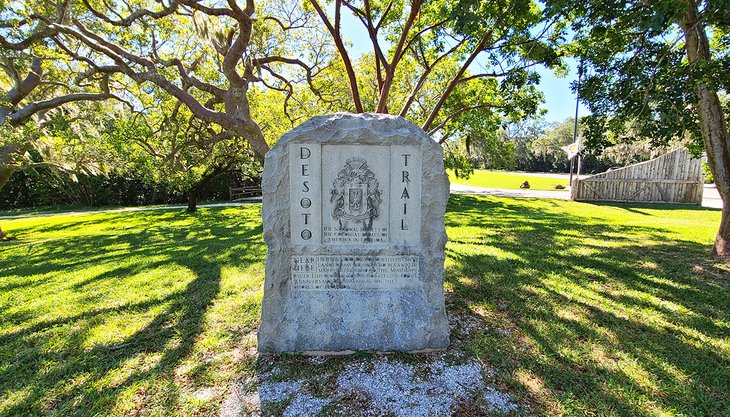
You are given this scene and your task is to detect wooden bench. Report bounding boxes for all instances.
[229,186,262,201]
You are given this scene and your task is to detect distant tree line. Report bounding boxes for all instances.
[459,117,675,175]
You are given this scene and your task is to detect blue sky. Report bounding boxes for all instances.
[337,11,589,124]
[536,62,590,124]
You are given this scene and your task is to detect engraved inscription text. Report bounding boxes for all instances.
[291,255,419,291]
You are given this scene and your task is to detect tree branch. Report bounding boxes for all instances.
[0,24,58,51]
[342,0,387,84]
[308,0,364,112]
[400,18,449,58]
[251,56,323,96]
[261,15,308,30]
[79,0,179,27]
[376,0,423,113]
[159,57,227,98]
[457,61,541,84]
[399,39,465,117]
[65,20,154,70]
[3,58,42,107]
[221,18,252,88]
[429,104,499,136]
[8,92,117,125]
[178,0,239,18]
[422,31,492,131]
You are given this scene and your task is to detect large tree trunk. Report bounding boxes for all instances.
[186,165,229,213]
[187,185,201,213]
[1,145,20,242]
[0,166,16,240]
[1,158,17,241]
[680,0,730,257]
[717,202,730,256]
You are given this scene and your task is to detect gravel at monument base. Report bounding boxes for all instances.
[221,356,518,416]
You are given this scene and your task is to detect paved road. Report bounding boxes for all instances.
[702,184,724,209]
[450,183,572,199]
[451,182,723,209]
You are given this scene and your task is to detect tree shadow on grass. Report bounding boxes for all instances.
[445,194,729,416]
[590,200,722,213]
[0,206,265,416]
[3,197,727,416]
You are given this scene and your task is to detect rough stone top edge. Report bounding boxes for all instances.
[267,112,439,156]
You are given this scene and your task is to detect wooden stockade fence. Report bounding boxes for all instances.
[571,149,704,204]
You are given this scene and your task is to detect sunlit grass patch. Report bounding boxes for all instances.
[448,169,570,190]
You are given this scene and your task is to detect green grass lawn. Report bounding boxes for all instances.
[449,169,570,191]
[1,197,728,416]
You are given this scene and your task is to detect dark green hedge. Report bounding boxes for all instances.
[0,169,255,210]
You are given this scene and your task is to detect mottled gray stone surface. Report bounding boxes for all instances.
[258,113,449,353]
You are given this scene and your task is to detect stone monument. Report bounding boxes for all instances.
[258,113,449,353]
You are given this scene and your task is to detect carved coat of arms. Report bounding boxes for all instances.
[330,157,382,228]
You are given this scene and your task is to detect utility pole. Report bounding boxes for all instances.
[569,59,584,190]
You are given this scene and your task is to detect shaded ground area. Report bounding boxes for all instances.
[0,197,728,416]
[0,207,265,416]
[444,196,728,416]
